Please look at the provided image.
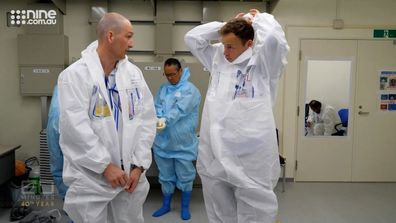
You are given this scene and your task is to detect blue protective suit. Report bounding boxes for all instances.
[46,85,68,199]
[153,68,201,193]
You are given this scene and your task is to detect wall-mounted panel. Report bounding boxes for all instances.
[110,0,154,21]
[131,24,155,51]
[172,24,197,52]
[155,23,173,54]
[174,1,202,22]
[18,34,68,96]
[219,2,266,21]
[20,66,63,96]
[18,34,68,65]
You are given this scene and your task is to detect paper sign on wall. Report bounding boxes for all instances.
[379,70,396,111]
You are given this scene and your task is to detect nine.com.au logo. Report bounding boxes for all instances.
[8,9,57,26]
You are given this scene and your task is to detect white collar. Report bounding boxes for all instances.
[231,47,252,65]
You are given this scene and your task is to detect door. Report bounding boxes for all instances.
[296,40,356,181]
[352,40,396,181]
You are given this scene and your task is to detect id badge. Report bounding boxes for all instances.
[127,87,144,120]
[233,70,254,99]
[89,85,111,119]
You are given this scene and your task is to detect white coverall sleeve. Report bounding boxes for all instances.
[252,13,289,106]
[131,80,156,170]
[58,72,111,174]
[184,22,225,71]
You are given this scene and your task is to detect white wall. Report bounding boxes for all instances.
[1,0,396,176]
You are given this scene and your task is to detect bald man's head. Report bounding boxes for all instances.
[96,12,131,41]
[95,12,134,61]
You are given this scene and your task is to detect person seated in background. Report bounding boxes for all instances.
[307,100,341,136]
[152,58,201,220]
[47,85,68,199]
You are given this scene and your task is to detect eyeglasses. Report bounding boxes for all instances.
[163,70,180,78]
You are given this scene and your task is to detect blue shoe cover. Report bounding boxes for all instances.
[181,191,192,220]
[152,193,172,217]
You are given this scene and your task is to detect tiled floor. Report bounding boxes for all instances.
[1,182,395,223]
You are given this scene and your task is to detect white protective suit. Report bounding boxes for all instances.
[185,13,289,223]
[307,104,341,136]
[58,41,156,223]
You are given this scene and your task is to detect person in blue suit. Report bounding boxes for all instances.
[47,85,68,199]
[152,58,201,220]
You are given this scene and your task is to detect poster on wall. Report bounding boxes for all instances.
[379,93,396,111]
[379,70,396,90]
[379,70,396,111]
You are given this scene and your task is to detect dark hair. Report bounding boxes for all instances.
[219,18,254,44]
[164,58,181,70]
[308,100,322,110]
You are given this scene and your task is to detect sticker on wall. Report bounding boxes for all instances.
[389,94,396,111]
[144,66,161,71]
[379,93,396,111]
[380,103,388,110]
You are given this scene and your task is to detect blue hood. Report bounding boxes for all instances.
[167,67,191,89]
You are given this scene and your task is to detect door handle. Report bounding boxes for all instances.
[358,111,370,115]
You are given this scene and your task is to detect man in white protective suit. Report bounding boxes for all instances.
[184,9,289,223]
[306,100,341,136]
[58,12,156,223]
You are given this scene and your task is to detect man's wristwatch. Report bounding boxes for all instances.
[131,164,145,173]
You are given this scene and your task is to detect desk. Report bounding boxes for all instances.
[0,145,21,185]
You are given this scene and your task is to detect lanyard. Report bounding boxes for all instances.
[105,69,124,170]
[105,75,121,130]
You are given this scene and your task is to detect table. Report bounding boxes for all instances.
[0,145,21,185]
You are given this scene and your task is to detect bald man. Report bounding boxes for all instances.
[58,12,156,223]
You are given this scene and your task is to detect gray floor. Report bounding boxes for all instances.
[277,182,396,223]
[1,182,395,223]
